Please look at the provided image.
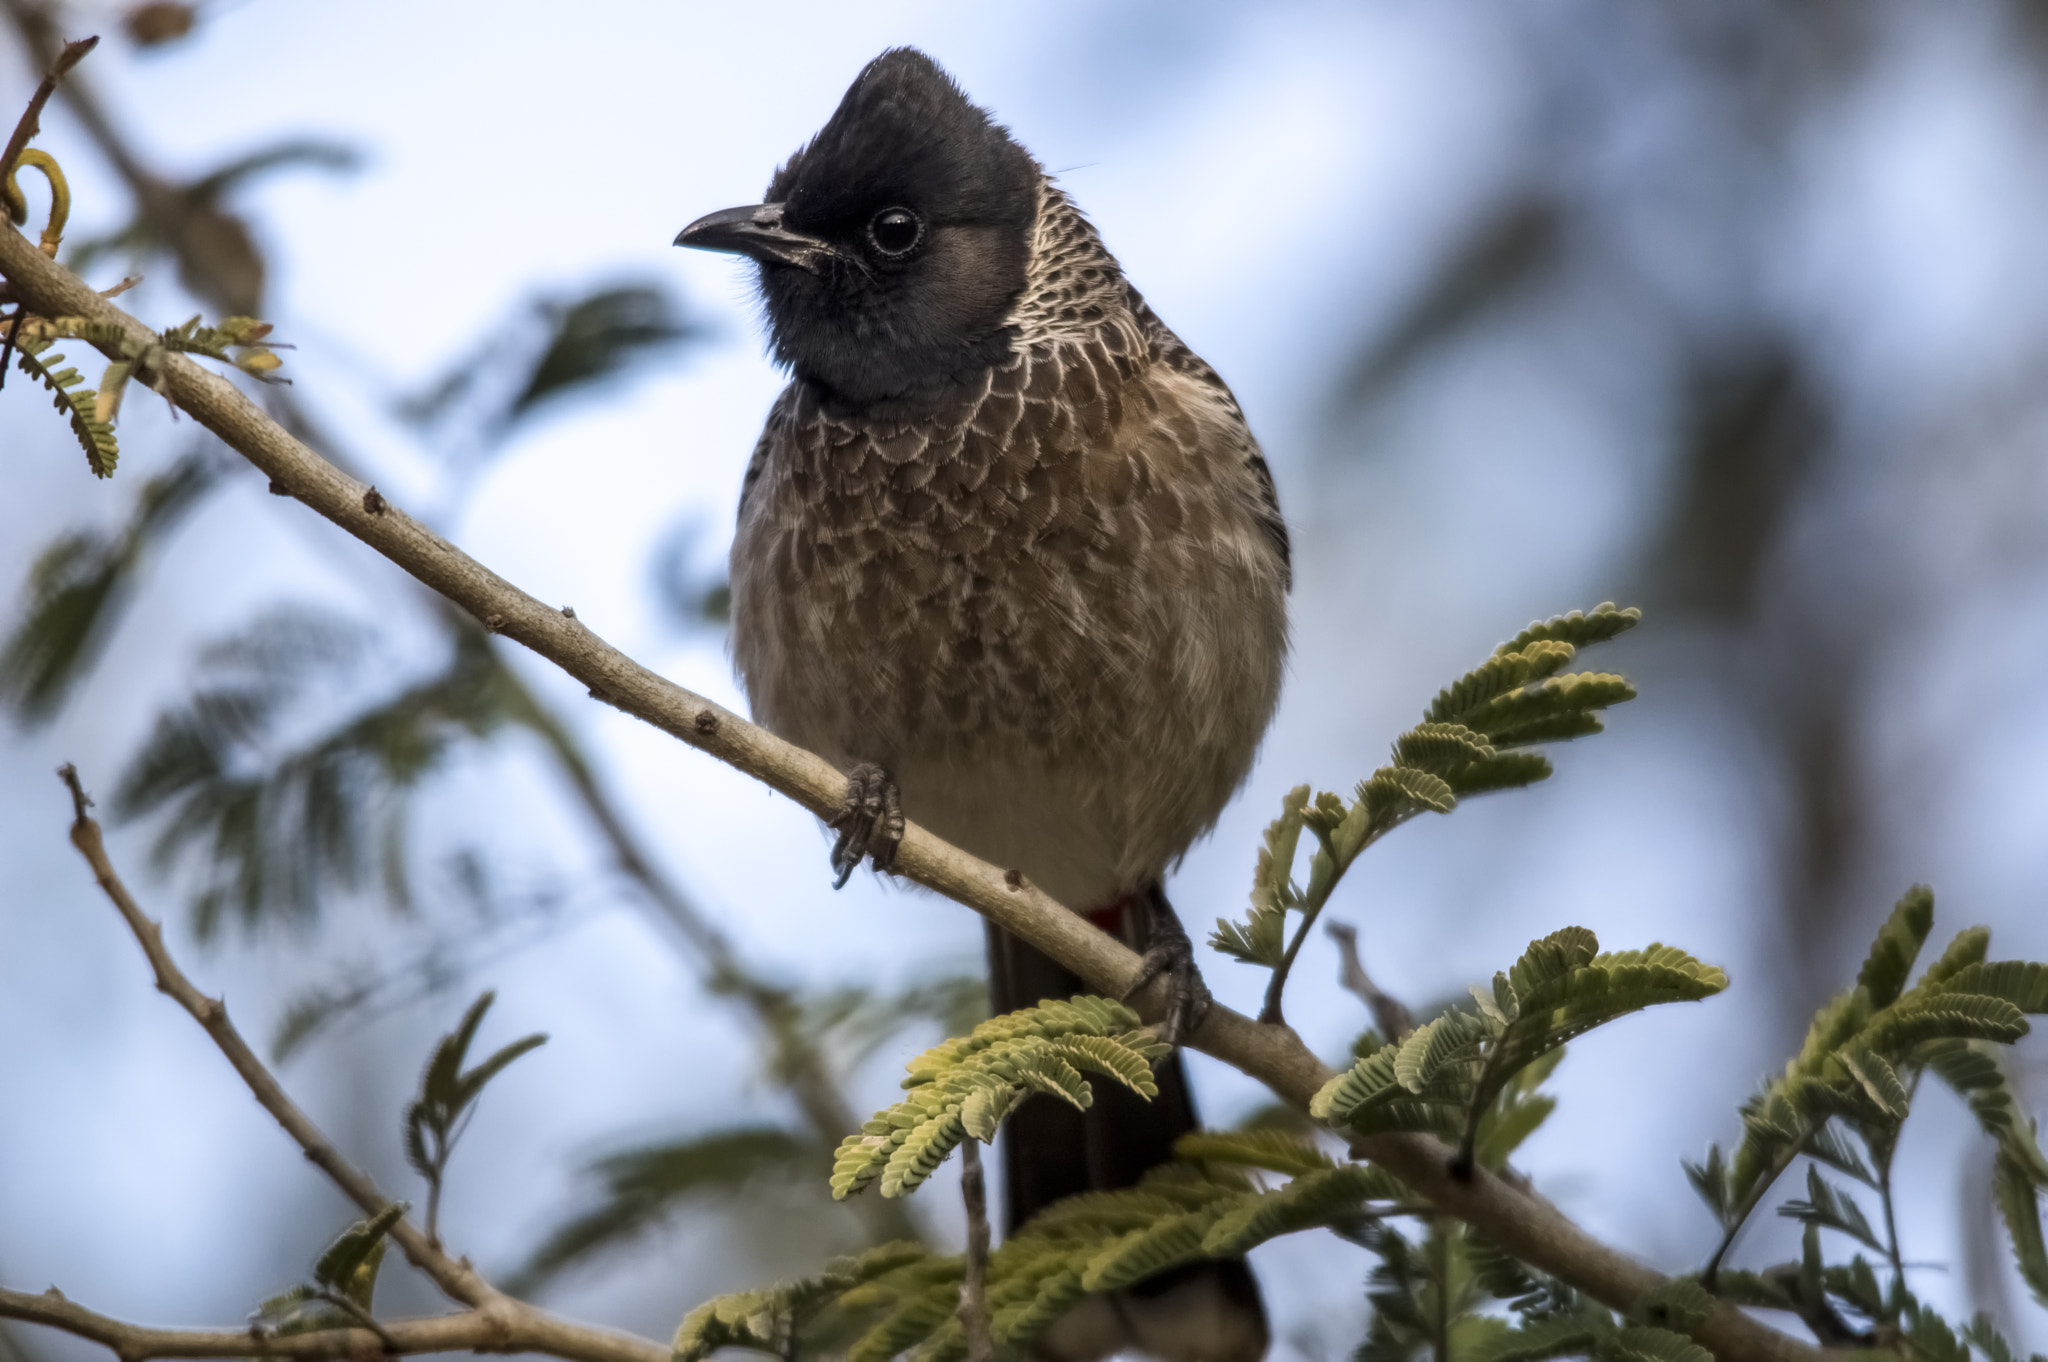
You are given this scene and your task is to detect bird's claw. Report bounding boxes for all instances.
[1121,901,1212,1047]
[828,762,903,888]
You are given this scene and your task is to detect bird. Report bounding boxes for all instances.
[676,48,1288,1362]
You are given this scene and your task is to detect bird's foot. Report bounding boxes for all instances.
[1121,888,1212,1047]
[828,762,903,888]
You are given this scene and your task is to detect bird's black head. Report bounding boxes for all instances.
[676,49,1039,408]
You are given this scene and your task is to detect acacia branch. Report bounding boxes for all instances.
[0,30,89,195]
[1,226,1826,1362]
[0,1286,665,1362]
[36,768,670,1362]
[54,763,488,1309]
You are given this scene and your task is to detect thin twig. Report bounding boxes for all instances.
[0,1285,666,1362]
[0,31,91,194]
[40,767,673,1362]
[54,763,486,1308]
[1700,1120,1822,1290]
[0,231,1832,1362]
[957,1141,993,1362]
[302,1290,398,1353]
[1326,920,1413,1040]
[1259,813,1420,1025]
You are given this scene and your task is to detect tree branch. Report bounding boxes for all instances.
[53,763,488,1309]
[0,30,89,194]
[2,226,1826,1362]
[0,1285,667,1362]
[37,768,673,1362]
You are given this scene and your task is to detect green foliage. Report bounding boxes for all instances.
[399,282,703,447]
[1210,603,1640,1023]
[1995,1148,2048,1308]
[509,970,983,1292]
[68,138,360,275]
[1690,889,2048,1296]
[152,312,288,379]
[680,1132,1420,1362]
[1312,928,1725,1166]
[112,609,538,937]
[8,325,119,476]
[670,1242,941,1362]
[250,1201,406,1336]
[1675,886,2048,1354]
[8,310,286,477]
[0,455,214,722]
[403,990,546,1240]
[831,997,1168,1200]
[511,1127,821,1295]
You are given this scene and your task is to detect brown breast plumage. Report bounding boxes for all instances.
[728,184,1288,909]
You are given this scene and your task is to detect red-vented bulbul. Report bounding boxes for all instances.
[676,48,1288,1362]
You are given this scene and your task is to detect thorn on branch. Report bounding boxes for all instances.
[362,486,385,515]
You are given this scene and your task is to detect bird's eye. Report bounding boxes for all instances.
[866,208,923,257]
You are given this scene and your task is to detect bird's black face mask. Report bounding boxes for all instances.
[675,48,1039,409]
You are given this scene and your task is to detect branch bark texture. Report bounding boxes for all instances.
[0,1285,666,1362]
[1,225,1824,1362]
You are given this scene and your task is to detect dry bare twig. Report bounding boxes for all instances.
[31,765,667,1362]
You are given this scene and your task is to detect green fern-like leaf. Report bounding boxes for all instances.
[1173,1128,1336,1177]
[1316,933,1724,1150]
[513,1127,820,1294]
[833,998,1166,1200]
[1857,884,1935,1007]
[1445,751,1554,796]
[1310,1043,1407,1124]
[673,1288,795,1362]
[1199,1165,1406,1256]
[846,1287,960,1362]
[1359,764,1458,820]
[1426,639,1579,725]
[1920,1040,2048,1183]
[1494,942,1729,1079]
[1081,1202,1237,1292]
[1394,1008,1493,1092]
[1494,603,1642,657]
[1467,1307,1612,1361]
[1777,1164,1885,1255]
[11,336,119,477]
[1393,721,1497,772]
[1996,1146,2048,1308]
[1467,674,1636,745]
[0,456,215,724]
[1593,1326,1713,1362]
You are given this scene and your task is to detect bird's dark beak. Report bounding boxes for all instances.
[674,203,836,273]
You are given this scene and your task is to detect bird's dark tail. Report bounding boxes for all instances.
[985,886,1268,1362]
